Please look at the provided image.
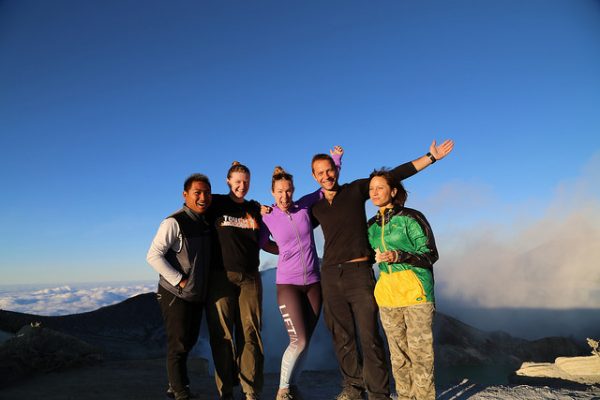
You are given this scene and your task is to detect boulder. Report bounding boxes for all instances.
[0,322,102,388]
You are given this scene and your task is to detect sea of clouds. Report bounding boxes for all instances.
[0,282,156,316]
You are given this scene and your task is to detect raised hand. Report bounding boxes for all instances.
[330,145,344,157]
[429,139,454,161]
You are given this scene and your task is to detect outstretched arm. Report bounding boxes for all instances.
[387,139,454,182]
[411,139,454,172]
[360,139,455,197]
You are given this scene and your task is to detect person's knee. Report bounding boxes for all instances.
[293,336,308,353]
[168,340,188,356]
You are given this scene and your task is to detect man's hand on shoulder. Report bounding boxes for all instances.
[260,204,273,215]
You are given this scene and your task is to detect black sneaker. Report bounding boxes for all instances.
[166,385,199,400]
[166,386,175,399]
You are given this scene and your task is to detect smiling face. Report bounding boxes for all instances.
[183,180,212,214]
[272,179,294,212]
[227,171,250,201]
[312,159,338,191]
[369,176,397,209]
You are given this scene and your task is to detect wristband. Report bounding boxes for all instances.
[426,152,437,164]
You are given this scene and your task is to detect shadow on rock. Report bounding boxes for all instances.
[0,323,102,388]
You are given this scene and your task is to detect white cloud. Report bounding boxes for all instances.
[433,154,600,309]
[0,282,155,316]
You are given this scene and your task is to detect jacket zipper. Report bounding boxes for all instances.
[382,210,426,300]
[380,210,389,274]
[287,211,308,285]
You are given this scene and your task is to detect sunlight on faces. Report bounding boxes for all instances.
[227,171,250,201]
[369,176,397,209]
[272,179,294,212]
[183,181,212,214]
[311,159,337,191]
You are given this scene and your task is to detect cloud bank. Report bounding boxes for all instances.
[432,154,600,310]
[0,282,155,316]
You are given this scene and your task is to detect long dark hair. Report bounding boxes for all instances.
[369,169,407,207]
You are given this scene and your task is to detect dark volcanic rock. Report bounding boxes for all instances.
[0,323,102,388]
[513,336,585,362]
[433,313,587,368]
[0,291,589,379]
[0,293,165,360]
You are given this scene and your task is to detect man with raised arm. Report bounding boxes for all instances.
[310,140,454,400]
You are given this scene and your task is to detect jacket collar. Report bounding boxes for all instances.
[375,205,401,225]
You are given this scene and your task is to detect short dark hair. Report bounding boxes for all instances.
[184,173,211,192]
[311,153,335,172]
[369,169,407,207]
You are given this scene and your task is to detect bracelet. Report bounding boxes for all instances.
[426,152,437,164]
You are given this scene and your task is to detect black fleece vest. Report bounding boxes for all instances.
[159,207,211,302]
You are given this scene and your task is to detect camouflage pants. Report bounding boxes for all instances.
[379,303,435,400]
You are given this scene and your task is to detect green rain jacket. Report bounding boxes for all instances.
[367,205,438,307]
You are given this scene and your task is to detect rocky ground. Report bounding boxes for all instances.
[0,358,335,400]
[2,292,598,399]
[1,358,599,400]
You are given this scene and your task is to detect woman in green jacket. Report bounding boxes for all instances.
[367,169,439,400]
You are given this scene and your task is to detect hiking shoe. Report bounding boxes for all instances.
[276,389,294,400]
[172,390,190,400]
[166,385,199,400]
[335,386,365,400]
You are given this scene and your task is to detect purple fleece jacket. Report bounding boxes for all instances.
[260,153,341,285]
[261,189,322,285]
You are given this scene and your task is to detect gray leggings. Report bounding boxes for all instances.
[276,282,321,388]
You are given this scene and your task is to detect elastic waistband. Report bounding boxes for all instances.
[325,260,372,269]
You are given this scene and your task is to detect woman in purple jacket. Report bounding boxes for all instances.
[261,147,342,400]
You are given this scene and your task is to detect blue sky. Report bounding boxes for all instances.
[1,0,599,296]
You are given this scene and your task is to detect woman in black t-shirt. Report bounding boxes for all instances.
[206,161,271,400]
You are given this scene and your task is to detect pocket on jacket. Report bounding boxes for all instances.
[374,270,427,307]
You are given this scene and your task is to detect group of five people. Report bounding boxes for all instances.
[147,139,454,400]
